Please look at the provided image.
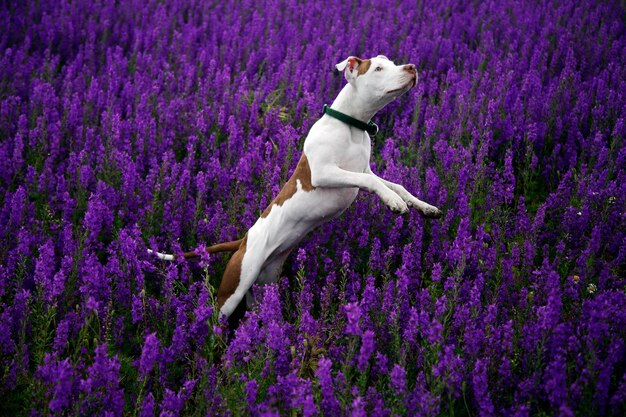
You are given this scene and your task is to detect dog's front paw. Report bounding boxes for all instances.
[384,192,409,214]
[406,198,442,219]
[420,205,442,219]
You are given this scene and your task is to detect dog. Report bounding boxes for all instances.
[151,55,442,321]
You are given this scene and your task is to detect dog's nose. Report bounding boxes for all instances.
[403,64,416,75]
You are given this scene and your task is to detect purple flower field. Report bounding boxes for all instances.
[1,0,625,415]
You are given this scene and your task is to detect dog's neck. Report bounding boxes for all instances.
[329,84,381,123]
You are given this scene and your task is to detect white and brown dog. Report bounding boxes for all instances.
[151,55,441,319]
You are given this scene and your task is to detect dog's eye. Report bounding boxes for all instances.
[375,66,383,72]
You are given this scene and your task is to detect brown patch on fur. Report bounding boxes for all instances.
[260,153,315,218]
[217,235,248,308]
[357,59,371,75]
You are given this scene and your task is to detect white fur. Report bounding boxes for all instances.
[219,56,440,317]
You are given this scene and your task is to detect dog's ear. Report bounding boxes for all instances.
[335,56,361,72]
[335,56,370,84]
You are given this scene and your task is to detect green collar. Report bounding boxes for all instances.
[323,104,379,137]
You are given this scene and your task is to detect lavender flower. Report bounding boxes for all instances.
[472,359,495,417]
[138,333,160,378]
[139,392,155,417]
[344,302,362,336]
[357,330,375,373]
[390,364,407,396]
[315,357,341,416]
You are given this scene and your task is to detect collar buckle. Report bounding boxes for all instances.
[367,122,379,137]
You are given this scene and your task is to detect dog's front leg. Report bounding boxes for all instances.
[310,165,409,213]
[366,167,442,218]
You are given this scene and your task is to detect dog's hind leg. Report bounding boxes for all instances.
[237,248,292,311]
[217,236,269,319]
[226,297,248,333]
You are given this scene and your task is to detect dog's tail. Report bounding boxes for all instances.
[148,239,243,261]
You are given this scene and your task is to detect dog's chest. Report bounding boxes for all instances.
[335,129,372,173]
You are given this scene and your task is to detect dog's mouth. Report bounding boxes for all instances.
[386,76,417,95]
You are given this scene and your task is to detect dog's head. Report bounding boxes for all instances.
[335,55,417,105]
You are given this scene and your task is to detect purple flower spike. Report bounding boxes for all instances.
[344,302,362,336]
[139,333,160,378]
[357,330,375,373]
